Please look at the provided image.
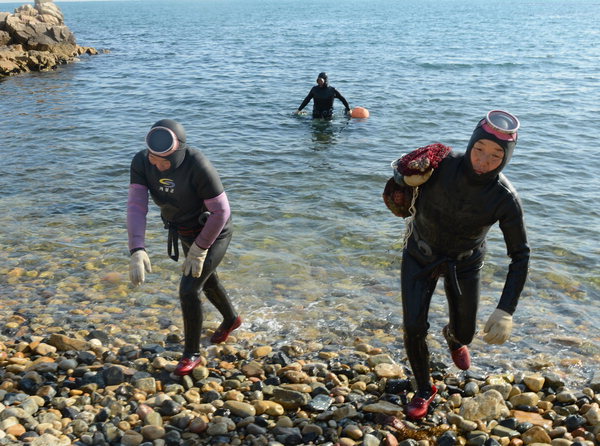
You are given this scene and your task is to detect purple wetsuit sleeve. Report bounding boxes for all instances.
[127,183,149,251]
[194,191,231,249]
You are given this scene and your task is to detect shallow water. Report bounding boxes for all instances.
[1,0,599,385]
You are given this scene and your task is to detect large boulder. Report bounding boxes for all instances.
[0,30,11,46]
[35,0,65,23]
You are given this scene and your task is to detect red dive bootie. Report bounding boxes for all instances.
[443,325,471,370]
[406,385,438,420]
[174,354,204,376]
[210,316,242,344]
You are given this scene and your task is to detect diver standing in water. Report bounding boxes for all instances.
[296,72,351,119]
[127,119,242,376]
[389,111,529,420]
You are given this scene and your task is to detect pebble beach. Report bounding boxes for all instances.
[1,309,599,446]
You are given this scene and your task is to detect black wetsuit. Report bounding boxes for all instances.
[401,137,529,394]
[298,85,350,119]
[130,146,236,355]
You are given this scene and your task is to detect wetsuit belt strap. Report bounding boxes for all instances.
[164,221,179,262]
[414,257,447,279]
[412,227,475,261]
[414,257,463,298]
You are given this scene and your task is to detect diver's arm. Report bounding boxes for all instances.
[334,88,350,111]
[194,192,231,249]
[127,183,149,253]
[497,197,530,314]
[298,90,314,111]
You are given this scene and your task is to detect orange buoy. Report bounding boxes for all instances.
[351,106,369,118]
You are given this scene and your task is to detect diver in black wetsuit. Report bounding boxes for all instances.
[296,72,351,119]
[127,119,242,377]
[395,111,529,420]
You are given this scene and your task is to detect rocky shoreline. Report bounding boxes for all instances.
[1,323,599,446]
[0,0,98,77]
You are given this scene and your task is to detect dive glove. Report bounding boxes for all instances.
[182,242,208,278]
[483,309,513,344]
[129,250,151,286]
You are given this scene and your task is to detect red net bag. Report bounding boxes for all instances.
[382,177,414,218]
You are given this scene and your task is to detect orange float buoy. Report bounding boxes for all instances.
[351,106,369,118]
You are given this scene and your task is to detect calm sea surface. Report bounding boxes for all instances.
[1,0,599,384]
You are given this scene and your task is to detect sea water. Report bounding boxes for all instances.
[1,0,598,384]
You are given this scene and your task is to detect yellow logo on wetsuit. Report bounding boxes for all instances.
[158,178,175,193]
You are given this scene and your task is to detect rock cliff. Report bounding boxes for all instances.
[0,0,99,77]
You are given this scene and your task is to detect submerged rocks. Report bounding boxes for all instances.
[0,0,98,77]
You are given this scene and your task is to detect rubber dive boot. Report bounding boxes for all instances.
[406,385,438,420]
[443,324,471,370]
[210,316,242,344]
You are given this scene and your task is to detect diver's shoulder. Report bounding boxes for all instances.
[497,173,518,194]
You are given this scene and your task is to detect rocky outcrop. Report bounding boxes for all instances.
[0,0,99,77]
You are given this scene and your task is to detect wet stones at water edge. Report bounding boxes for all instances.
[0,0,100,77]
[0,334,599,446]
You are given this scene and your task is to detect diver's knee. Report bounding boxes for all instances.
[403,321,428,341]
[179,279,200,302]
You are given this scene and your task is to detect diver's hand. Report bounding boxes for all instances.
[483,309,513,344]
[129,250,151,286]
[182,243,208,278]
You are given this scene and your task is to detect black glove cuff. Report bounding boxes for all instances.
[130,247,146,256]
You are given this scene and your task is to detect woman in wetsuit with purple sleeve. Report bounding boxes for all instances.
[127,119,241,376]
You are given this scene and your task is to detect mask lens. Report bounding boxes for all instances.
[146,127,177,155]
[486,110,520,134]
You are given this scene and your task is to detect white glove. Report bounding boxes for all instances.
[182,243,208,278]
[129,250,151,286]
[483,309,513,344]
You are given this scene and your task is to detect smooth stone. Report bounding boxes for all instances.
[305,394,333,412]
[464,382,480,397]
[223,400,256,418]
[301,424,323,436]
[342,424,363,440]
[466,433,488,446]
[556,392,577,404]
[246,423,267,435]
[550,440,573,446]
[191,366,210,380]
[188,417,208,434]
[271,388,310,409]
[584,406,600,424]
[141,425,165,440]
[207,422,229,435]
[367,354,396,367]
[252,346,273,358]
[491,426,520,438]
[276,416,294,428]
[523,375,545,392]
[460,390,510,422]
[521,426,552,444]
[333,404,359,420]
[374,363,405,378]
[363,401,404,417]
[143,411,163,427]
[510,393,540,407]
[363,433,381,446]
[135,377,157,393]
[253,400,285,416]
[512,410,553,429]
